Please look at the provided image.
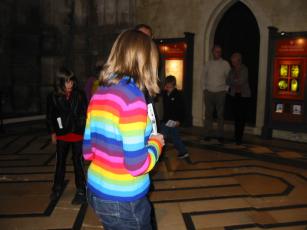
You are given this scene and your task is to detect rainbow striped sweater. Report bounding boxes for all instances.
[83,77,162,202]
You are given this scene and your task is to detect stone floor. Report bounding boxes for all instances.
[1,122,307,230]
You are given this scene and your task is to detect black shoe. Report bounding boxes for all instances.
[178,152,189,159]
[50,190,61,200]
[71,190,86,205]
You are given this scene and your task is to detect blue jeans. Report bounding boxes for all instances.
[161,123,187,155]
[87,189,152,230]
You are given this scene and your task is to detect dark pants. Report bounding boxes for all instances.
[231,94,249,144]
[203,90,226,138]
[53,140,86,192]
[160,123,187,156]
[87,189,152,230]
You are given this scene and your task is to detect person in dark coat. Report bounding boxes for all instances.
[161,75,189,159]
[226,52,251,145]
[46,66,87,204]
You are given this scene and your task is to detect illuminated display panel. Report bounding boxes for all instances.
[278,80,288,90]
[276,38,307,57]
[165,59,184,90]
[158,41,187,91]
[291,79,298,92]
[279,64,288,78]
[271,36,307,124]
[291,65,300,78]
[273,58,305,100]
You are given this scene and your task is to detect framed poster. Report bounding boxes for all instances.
[275,103,284,113]
[292,104,302,115]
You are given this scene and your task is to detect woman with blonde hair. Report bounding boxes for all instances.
[83,29,164,229]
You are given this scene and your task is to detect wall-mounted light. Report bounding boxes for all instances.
[296,38,305,45]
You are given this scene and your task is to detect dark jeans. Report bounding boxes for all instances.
[87,189,152,230]
[160,123,187,156]
[53,140,86,192]
[231,94,249,143]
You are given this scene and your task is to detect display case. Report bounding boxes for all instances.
[158,42,186,90]
[264,28,307,134]
[154,33,194,125]
[273,59,305,100]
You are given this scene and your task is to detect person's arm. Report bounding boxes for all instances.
[226,61,231,74]
[202,64,208,90]
[46,93,57,144]
[226,69,234,86]
[224,61,231,84]
[175,90,185,126]
[239,66,249,86]
[83,102,93,161]
[78,90,88,131]
[120,93,163,177]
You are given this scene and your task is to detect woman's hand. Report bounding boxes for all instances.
[151,133,165,147]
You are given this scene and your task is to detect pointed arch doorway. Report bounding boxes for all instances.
[214,1,260,125]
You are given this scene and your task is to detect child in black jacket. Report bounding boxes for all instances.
[46,67,87,204]
[161,75,189,159]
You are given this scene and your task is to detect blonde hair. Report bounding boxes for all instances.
[99,29,160,96]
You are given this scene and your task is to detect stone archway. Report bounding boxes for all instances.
[214,2,259,126]
[203,0,271,134]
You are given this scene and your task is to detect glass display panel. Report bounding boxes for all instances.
[291,65,300,78]
[291,79,298,92]
[278,80,288,90]
[165,59,183,90]
[279,64,288,77]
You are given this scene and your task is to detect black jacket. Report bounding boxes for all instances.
[46,90,87,136]
[162,88,186,124]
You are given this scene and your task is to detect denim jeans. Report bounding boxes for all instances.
[160,123,187,155]
[87,189,152,230]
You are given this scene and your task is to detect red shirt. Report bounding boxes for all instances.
[56,133,83,142]
[55,93,84,142]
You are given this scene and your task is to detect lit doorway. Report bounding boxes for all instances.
[214,2,260,125]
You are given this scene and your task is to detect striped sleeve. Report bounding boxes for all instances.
[145,135,163,173]
[119,93,162,177]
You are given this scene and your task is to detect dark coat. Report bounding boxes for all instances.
[46,90,87,136]
[162,88,186,124]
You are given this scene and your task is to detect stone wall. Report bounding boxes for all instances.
[0,0,135,117]
[0,0,14,115]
